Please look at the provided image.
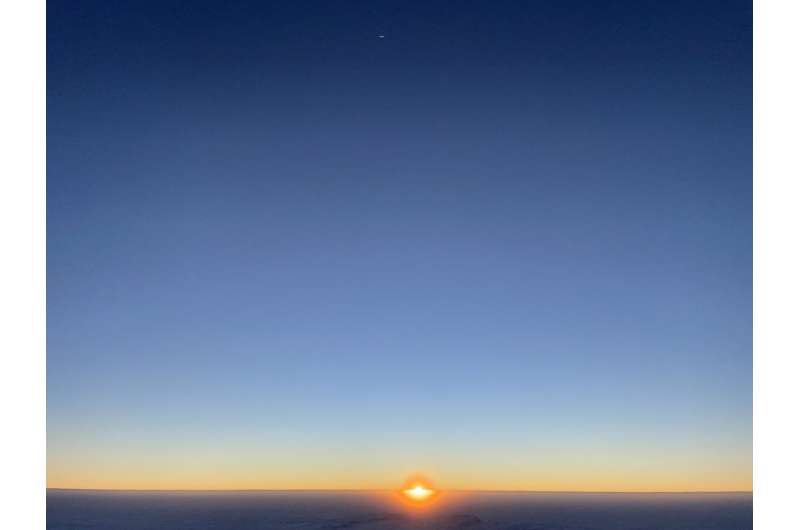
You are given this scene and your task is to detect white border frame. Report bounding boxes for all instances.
[754,0,800,528]
[0,1,46,528]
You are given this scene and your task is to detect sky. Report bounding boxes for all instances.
[47,0,752,492]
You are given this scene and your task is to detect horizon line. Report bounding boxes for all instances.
[46,487,753,494]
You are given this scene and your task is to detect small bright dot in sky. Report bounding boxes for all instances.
[377,34,385,39]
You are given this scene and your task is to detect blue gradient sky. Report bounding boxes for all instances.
[48,0,752,490]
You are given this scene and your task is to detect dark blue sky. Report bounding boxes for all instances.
[48,1,752,490]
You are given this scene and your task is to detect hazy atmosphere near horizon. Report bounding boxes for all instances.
[48,0,752,494]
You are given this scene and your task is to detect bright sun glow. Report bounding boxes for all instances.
[402,483,435,502]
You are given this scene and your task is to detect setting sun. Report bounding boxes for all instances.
[402,482,436,502]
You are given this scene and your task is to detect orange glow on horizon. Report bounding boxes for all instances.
[46,457,753,493]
